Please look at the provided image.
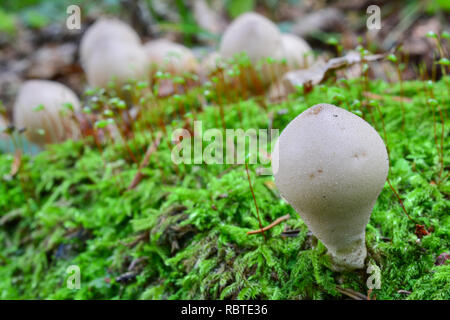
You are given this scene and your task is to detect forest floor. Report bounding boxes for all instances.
[0,76,448,299]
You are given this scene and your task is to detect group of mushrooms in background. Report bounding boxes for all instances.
[1,12,314,147]
[1,12,390,271]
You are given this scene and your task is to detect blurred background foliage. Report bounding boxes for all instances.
[1,0,448,36]
[0,0,448,57]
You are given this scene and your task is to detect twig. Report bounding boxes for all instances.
[367,288,376,300]
[363,91,412,103]
[386,178,414,222]
[387,178,430,237]
[397,290,412,295]
[336,286,367,300]
[247,214,291,235]
[127,132,162,190]
[280,229,300,237]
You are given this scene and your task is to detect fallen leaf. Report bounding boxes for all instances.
[282,52,385,94]
[415,224,430,238]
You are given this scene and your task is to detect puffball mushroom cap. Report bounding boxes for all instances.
[281,34,314,69]
[144,39,199,75]
[85,41,148,88]
[219,12,284,85]
[13,80,81,146]
[272,104,389,270]
[220,12,283,63]
[80,18,141,68]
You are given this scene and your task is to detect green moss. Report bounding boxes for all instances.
[0,76,448,300]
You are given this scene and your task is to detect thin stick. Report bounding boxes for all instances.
[363,91,412,103]
[247,214,290,235]
[436,103,445,179]
[127,132,162,190]
[386,178,414,222]
[336,286,367,300]
[244,162,266,240]
[397,64,406,131]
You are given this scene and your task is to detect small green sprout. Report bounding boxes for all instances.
[94,119,114,129]
[426,31,437,39]
[437,58,449,66]
[387,54,398,63]
[33,104,45,112]
[103,110,114,118]
[427,98,438,106]
[36,128,45,136]
[63,103,74,112]
[82,106,92,114]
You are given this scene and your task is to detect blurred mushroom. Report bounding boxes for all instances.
[13,80,81,146]
[219,12,284,85]
[281,33,314,70]
[144,39,199,76]
[84,41,148,88]
[80,18,141,68]
[80,18,149,88]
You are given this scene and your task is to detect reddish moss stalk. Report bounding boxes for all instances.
[244,162,266,241]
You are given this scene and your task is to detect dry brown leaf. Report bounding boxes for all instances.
[267,79,289,102]
[282,52,385,94]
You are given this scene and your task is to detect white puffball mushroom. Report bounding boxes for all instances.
[281,33,314,69]
[85,41,148,88]
[13,80,81,146]
[272,104,389,271]
[80,18,148,88]
[143,39,199,76]
[220,12,283,63]
[80,18,141,68]
[219,12,284,85]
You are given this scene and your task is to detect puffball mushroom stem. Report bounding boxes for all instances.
[272,103,389,271]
